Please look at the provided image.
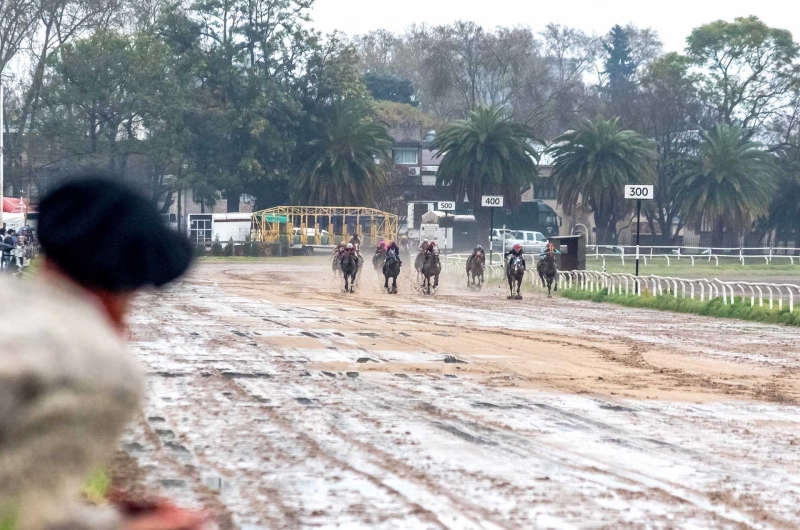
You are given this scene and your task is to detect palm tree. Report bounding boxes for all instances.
[675,124,775,247]
[548,118,656,244]
[431,106,540,245]
[295,99,392,206]
[759,147,800,247]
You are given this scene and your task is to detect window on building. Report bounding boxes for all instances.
[393,148,419,165]
[189,215,213,243]
[534,187,557,200]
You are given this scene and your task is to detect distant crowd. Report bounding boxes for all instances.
[0,226,35,272]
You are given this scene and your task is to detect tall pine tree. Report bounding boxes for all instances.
[603,25,636,123]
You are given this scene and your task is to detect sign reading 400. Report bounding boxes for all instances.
[481,195,504,207]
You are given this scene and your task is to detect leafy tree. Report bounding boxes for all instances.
[548,118,656,244]
[432,106,540,244]
[294,99,392,206]
[364,73,416,105]
[675,124,775,247]
[603,25,637,123]
[686,16,800,132]
[759,147,800,246]
[637,53,705,244]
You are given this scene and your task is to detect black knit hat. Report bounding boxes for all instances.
[38,175,193,292]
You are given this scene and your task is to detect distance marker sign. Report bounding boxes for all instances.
[624,185,654,200]
[437,201,456,211]
[481,195,504,207]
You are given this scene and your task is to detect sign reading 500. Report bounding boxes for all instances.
[481,195,504,207]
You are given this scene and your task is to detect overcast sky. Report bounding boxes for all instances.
[311,0,800,52]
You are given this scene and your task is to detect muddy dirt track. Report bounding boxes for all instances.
[120,259,800,529]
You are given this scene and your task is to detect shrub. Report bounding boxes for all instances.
[211,240,223,256]
[223,237,234,256]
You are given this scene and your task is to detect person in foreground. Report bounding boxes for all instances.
[0,175,202,530]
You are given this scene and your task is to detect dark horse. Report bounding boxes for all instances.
[383,251,401,294]
[340,252,359,293]
[506,255,525,300]
[373,248,386,271]
[421,250,441,295]
[466,252,485,289]
[537,251,559,297]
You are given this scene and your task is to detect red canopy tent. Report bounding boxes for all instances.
[3,197,33,214]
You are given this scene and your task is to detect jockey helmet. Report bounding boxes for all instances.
[475,245,483,251]
[346,243,354,250]
[513,243,522,251]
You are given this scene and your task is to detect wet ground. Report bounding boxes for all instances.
[119,259,800,529]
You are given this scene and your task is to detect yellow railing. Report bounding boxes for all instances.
[251,206,399,249]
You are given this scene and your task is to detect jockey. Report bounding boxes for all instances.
[426,241,438,255]
[419,239,430,252]
[385,241,401,264]
[348,234,362,249]
[469,245,485,262]
[345,242,357,256]
[377,240,387,252]
[400,235,410,250]
[505,243,526,270]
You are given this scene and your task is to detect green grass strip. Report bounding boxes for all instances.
[560,288,800,327]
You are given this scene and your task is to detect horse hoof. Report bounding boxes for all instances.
[516,295,523,300]
[507,296,513,300]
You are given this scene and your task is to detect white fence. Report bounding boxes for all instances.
[440,255,799,313]
[586,245,799,268]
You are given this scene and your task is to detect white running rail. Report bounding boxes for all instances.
[440,255,799,313]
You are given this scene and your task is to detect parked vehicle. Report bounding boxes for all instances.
[509,230,548,254]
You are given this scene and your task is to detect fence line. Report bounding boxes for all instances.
[584,245,799,268]
[440,256,799,313]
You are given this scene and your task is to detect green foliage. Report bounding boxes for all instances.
[194,243,207,257]
[686,16,799,129]
[561,288,800,327]
[759,147,800,244]
[211,240,223,256]
[223,237,234,256]
[433,105,540,207]
[364,73,417,105]
[548,118,656,244]
[294,99,392,206]
[675,124,775,244]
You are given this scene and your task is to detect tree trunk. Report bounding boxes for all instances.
[711,216,725,248]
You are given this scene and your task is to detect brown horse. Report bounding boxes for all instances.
[421,250,441,295]
[466,252,485,289]
[537,250,558,297]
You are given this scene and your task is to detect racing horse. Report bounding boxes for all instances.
[421,249,441,295]
[372,247,386,272]
[537,248,559,297]
[382,251,401,294]
[332,251,342,277]
[466,252,485,289]
[506,255,525,300]
[340,251,359,293]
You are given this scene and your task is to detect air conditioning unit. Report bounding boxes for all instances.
[408,167,421,177]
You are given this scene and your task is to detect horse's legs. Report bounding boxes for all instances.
[433,273,439,289]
